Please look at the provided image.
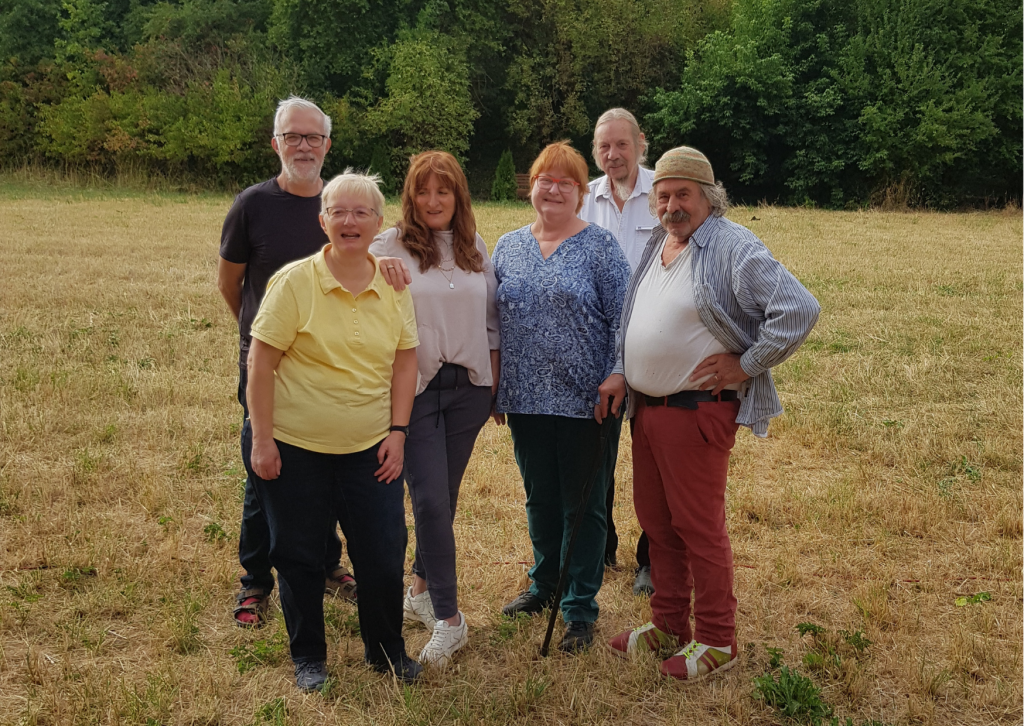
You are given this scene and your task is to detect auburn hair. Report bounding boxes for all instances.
[529,141,590,213]
[397,151,482,274]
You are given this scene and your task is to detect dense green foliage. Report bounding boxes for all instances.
[0,0,1018,204]
[647,0,1022,206]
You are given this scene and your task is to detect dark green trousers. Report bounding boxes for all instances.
[507,413,608,623]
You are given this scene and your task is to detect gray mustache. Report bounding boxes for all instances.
[661,210,690,225]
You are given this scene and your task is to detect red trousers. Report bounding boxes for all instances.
[632,398,740,648]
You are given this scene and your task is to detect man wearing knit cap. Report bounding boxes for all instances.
[604,146,820,681]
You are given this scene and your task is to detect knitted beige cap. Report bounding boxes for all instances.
[653,146,715,185]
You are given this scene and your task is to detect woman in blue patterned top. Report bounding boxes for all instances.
[492,142,631,653]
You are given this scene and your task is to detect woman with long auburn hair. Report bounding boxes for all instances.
[394,151,484,275]
[370,150,499,669]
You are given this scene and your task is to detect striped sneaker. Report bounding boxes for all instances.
[608,622,679,658]
[660,640,738,682]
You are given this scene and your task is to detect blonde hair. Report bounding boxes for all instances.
[321,169,385,217]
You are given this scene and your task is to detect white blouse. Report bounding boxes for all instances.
[370,227,499,395]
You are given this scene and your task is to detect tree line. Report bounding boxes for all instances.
[0,0,1019,206]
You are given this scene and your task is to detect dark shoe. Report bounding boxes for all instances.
[294,660,328,692]
[501,590,551,617]
[604,550,618,567]
[559,621,595,653]
[371,652,423,684]
[633,566,654,597]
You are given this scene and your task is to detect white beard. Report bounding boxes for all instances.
[611,177,634,202]
[281,160,322,184]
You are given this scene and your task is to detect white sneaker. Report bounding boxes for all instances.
[403,587,437,628]
[419,612,468,668]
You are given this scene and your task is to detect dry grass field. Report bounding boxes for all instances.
[0,178,1020,726]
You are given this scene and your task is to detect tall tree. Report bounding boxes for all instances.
[364,29,478,182]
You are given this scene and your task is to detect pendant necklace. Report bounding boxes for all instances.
[439,246,456,289]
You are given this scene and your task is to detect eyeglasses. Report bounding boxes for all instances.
[276,133,328,148]
[325,206,378,222]
[535,176,580,193]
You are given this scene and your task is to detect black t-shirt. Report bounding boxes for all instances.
[219,178,327,356]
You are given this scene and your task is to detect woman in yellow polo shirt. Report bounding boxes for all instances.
[245,170,421,692]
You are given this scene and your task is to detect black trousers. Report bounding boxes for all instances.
[245,434,409,667]
[604,416,650,568]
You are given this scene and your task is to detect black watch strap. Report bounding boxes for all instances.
[390,425,410,436]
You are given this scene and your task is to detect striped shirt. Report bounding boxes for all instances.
[614,214,820,436]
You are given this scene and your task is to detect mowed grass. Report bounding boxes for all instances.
[0,181,1020,726]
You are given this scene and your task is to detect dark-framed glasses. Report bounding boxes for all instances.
[276,133,328,148]
[325,206,378,222]
[535,176,580,193]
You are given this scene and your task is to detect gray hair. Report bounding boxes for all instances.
[593,108,648,166]
[701,181,729,216]
[648,180,730,218]
[273,95,332,137]
[321,169,385,218]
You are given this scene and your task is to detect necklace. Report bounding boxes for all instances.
[438,242,456,289]
[439,266,456,289]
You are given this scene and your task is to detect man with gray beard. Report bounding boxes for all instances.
[605,146,819,681]
[218,96,410,627]
[579,108,656,596]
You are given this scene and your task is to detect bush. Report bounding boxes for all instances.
[367,142,396,195]
[491,149,518,201]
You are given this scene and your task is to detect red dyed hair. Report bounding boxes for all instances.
[529,141,590,213]
[397,151,482,273]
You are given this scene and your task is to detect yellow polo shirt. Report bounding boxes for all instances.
[250,247,419,454]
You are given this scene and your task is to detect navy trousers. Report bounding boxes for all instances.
[245,434,409,667]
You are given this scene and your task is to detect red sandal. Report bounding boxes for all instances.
[233,587,270,628]
[325,566,358,603]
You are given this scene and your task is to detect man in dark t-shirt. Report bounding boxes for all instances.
[218,97,354,627]
[220,179,326,364]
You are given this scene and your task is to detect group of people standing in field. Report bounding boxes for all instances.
[217,96,820,693]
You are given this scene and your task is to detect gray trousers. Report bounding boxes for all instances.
[405,364,492,620]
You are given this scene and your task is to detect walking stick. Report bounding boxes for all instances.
[539,408,615,657]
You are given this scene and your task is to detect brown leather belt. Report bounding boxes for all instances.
[643,390,739,410]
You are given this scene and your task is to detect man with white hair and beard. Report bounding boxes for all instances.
[217,96,409,627]
[579,108,657,596]
[605,146,819,681]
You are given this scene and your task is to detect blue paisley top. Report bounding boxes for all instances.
[493,223,631,419]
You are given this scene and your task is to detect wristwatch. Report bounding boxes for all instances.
[390,425,410,436]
